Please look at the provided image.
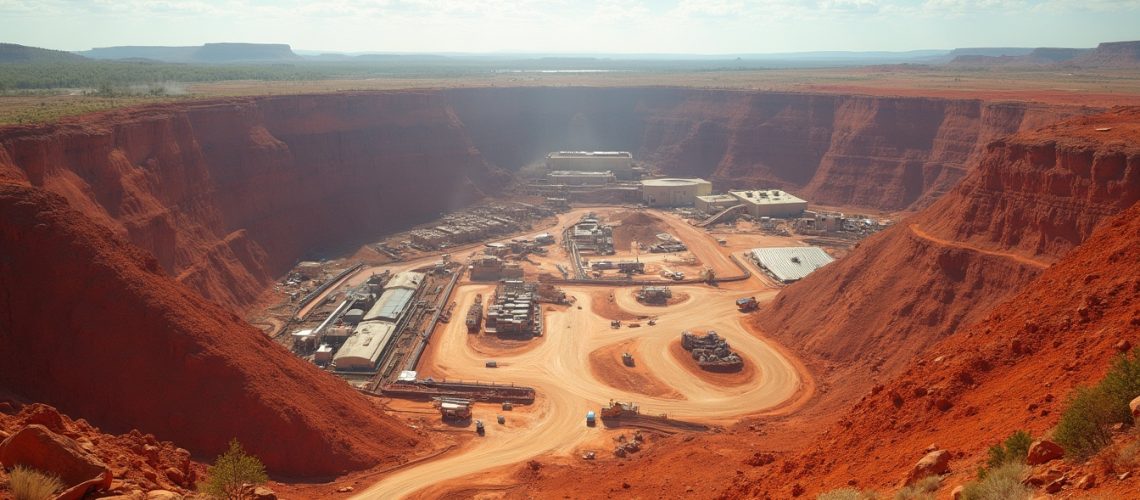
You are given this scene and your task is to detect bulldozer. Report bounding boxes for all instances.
[601,400,639,418]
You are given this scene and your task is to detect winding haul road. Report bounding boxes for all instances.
[353,208,808,499]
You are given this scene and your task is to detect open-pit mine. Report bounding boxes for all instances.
[1,85,1139,499]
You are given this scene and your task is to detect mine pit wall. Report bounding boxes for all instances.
[443,87,1087,210]
[759,109,1140,415]
[0,89,1087,313]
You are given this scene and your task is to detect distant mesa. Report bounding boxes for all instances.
[0,43,89,63]
[1072,40,1140,68]
[77,42,300,63]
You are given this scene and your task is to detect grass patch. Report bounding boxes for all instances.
[978,430,1032,478]
[818,488,878,500]
[1054,349,1140,460]
[960,462,1031,500]
[894,475,939,500]
[9,465,64,500]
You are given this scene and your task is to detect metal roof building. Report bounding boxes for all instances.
[749,247,835,283]
[729,189,808,218]
[386,271,425,291]
[363,287,416,322]
[333,321,397,370]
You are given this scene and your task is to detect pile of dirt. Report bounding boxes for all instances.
[0,183,419,477]
[610,210,670,250]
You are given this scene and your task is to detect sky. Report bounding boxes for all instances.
[3,0,1140,54]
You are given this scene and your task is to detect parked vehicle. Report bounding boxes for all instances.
[586,411,597,427]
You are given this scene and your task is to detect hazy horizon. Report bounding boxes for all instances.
[4,0,1140,55]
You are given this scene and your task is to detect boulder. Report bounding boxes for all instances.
[1075,474,1096,489]
[145,490,183,500]
[904,450,950,485]
[0,424,113,500]
[1130,395,1140,422]
[1026,440,1064,465]
[252,486,278,500]
[951,485,965,499]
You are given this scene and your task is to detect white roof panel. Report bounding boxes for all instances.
[750,247,835,282]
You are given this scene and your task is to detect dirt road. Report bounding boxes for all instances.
[356,285,801,499]
[351,207,810,499]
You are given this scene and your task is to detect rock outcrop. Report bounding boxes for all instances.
[1026,440,1064,465]
[0,424,112,500]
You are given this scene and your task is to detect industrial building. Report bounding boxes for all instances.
[694,194,740,214]
[363,287,416,322]
[729,190,808,218]
[386,271,425,291]
[546,151,634,179]
[641,178,712,207]
[548,170,616,186]
[485,280,543,337]
[333,321,397,370]
[749,247,835,283]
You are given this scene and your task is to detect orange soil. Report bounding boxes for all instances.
[589,290,649,321]
[588,340,684,400]
[610,210,671,249]
[466,333,547,358]
[667,339,757,388]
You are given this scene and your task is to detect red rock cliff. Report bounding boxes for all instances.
[444,87,1083,210]
[759,108,1140,413]
[0,91,499,311]
[0,89,1082,312]
[0,182,419,477]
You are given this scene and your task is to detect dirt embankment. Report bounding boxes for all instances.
[757,108,1140,418]
[588,340,684,400]
[725,197,1140,498]
[0,183,420,478]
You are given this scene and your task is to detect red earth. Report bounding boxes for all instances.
[0,90,1136,496]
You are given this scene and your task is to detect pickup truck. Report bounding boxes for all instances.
[586,411,596,427]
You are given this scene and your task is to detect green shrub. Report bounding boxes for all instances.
[894,475,939,500]
[960,462,1030,500]
[1054,349,1140,460]
[9,465,64,500]
[983,430,1033,473]
[817,488,878,500]
[199,439,268,500]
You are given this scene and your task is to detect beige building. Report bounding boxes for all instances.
[548,170,615,185]
[694,194,740,213]
[728,189,807,218]
[546,152,633,179]
[641,178,713,207]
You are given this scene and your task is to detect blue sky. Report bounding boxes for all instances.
[4,0,1139,54]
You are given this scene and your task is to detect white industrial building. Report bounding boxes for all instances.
[386,271,425,291]
[333,321,397,370]
[749,247,834,283]
[694,194,740,213]
[641,178,713,207]
[729,189,808,218]
[363,287,415,322]
[546,152,633,179]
